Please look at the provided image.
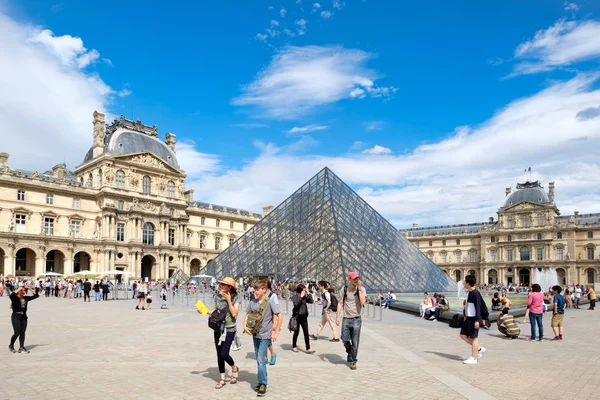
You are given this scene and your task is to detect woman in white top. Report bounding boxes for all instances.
[135,282,147,310]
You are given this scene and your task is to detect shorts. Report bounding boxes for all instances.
[459,318,479,339]
[146,299,152,304]
[551,313,564,328]
[137,294,145,299]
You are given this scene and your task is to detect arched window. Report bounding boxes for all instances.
[142,176,151,194]
[587,268,595,284]
[520,247,530,261]
[537,233,542,240]
[167,181,175,198]
[115,170,125,189]
[142,222,155,245]
[557,232,563,239]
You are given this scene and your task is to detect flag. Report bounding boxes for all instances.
[528,167,531,172]
[524,166,531,172]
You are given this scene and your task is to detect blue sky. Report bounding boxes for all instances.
[2,0,600,228]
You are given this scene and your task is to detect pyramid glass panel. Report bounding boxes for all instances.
[206,168,456,293]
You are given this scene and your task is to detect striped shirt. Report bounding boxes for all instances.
[498,314,520,336]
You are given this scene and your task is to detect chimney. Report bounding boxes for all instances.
[489,217,494,223]
[505,187,511,196]
[92,111,105,158]
[184,189,194,202]
[165,132,176,153]
[52,163,66,179]
[548,181,555,204]
[262,206,273,216]
[412,223,418,229]
[574,211,579,217]
[0,152,8,170]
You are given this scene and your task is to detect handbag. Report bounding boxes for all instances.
[287,316,298,332]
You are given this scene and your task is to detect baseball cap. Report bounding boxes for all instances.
[348,272,359,280]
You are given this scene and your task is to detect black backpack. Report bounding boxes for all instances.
[329,291,339,312]
[479,292,490,321]
[449,313,464,328]
[208,306,229,331]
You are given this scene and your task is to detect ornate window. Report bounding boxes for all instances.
[168,228,175,246]
[507,235,512,242]
[537,233,542,240]
[17,190,25,201]
[142,222,155,245]
[587,268,595,284]
[491,236,495,243]
[115,170,125,189]
[201,217,206,225]
[230,221,234,229]
[118,200,124,211]
[507,217,515,229]
[244,223,248,231]
[557,247,564,261]
[71,221,81,238]
[557,232,563,239]
[229,237,235,246]
[44,217,54,236]
[167,181,175,198]
[72,198,80,208]
[442,240,446,246]
[215,236,221,250]
[429,240,432,246]
[116,223,125,241]
[537,214,544,227]
[216,219,221,228]
[537,247,543,261]
[455,251,462,263]
[588,231,594,239]
[522,215,530,228]
[456,239,460,245]
[15,214,26,234]
[507,249,513,261]
[199,234,206,249]
[470,251,476,263]
[46,194,54,205]
[490,249,497,262]
[588,247,594,260]
[520,247,530,261]
[142,176,152,195]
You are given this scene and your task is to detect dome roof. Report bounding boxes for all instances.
[83,130,179,168]
[502,181,550,208]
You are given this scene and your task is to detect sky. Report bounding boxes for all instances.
[1,0,600,228]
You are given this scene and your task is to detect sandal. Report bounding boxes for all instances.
[230,366,239,384]
[306,349,315,354]
[215,380,226,389]
[292,348,299,352]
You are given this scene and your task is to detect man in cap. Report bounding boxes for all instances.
[336,272,367,370]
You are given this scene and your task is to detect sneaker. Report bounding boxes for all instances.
[350,362,357,370]
[559,335,563,340]
[476,347,486,359]
[8,345,16,353]
[551,337,561,341]
[18,347,30,353]
[329,338,340,342]
[537,338,543,342]
[257,384,267,397]
[529,337,537,341]
[269,354,277,365]
[463,357,477,364]
[232,345,241,351]
[310,334,318,340]
[135,306,139,310]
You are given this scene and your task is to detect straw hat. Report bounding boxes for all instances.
[218,277,237,288]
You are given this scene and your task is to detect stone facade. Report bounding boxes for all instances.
[402,181,600,287]
[0,112,264,280]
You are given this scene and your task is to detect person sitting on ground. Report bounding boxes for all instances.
[491,292,501,311]
[497,308,520,339]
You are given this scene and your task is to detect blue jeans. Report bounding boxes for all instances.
[341,317,362,363]
[253,337,271,385]
[95,292,102,301]
[529,313,544,339]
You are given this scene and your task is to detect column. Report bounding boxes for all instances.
[134,252,141,278]
[64,251,74,276]
[35,256,44,277]
[5,252,15,276]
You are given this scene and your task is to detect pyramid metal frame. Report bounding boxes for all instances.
[206,167,456,293]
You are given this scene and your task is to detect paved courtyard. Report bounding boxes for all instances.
[1,294,599,400]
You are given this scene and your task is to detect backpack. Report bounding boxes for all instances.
[208,306,229,332]
[449,313,464,328]
[479,292,490,321]
[245,299,269,336]
[329,291,339,312]
[342,286,363,309]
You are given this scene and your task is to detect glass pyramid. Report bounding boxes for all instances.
[206,167,457,293]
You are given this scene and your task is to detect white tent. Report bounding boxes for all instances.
[99,270,132,276]
[40,272,63,277]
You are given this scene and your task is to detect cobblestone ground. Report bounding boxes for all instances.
[0,295,598,400]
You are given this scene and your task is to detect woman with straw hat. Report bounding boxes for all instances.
[203,277,241,389]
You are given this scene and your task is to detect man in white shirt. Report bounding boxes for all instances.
[574,284,582,309]
[311,281,339,342]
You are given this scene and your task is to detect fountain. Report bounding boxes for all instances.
[535,267,559,292]
[456,281,469,300]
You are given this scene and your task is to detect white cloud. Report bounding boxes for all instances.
[362,145,392,155]
[296,18,308,35]
[349,141,365,151]
[175,141,220,178]
[313,3,321,11]
[288,124,328,134]
[256,33,268,41]
[321,11,333,19]
[349,88,366,98]
[364,121,385,131]
[231,45,396,119]
[283,28,296,37]
[511,18,600,76]
[196,74,600,228]
[333,0,345,10]
[564,2,579,12]
[27,28,101,68]
[231,123,270,128]
[117,88,132,97]
[280,8,287,17]
[270,19,279,27]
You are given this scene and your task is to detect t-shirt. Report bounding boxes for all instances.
[342,286,367,318]
[574,288,582,299]
[588,288,597,300]
[321,291,331,310]
[498,314,520,336]
[215,293,241,332]
[246,297,281,340]
[465,290,482,322]
[553,293,566,314]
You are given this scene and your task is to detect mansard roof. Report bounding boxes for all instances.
[403,222,491,237]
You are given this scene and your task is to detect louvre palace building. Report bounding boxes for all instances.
[0,112,267,280]
[402,181,600,288]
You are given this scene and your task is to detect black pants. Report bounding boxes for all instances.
[590,299,596,309]
[10,313,28,348]
[44,288,50,297]
[214,331,236,374]
[102,292,108,301]
[84,290,90,301]
[292,314,311,350]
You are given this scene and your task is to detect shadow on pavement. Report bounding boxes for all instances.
[424,351,463,361]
